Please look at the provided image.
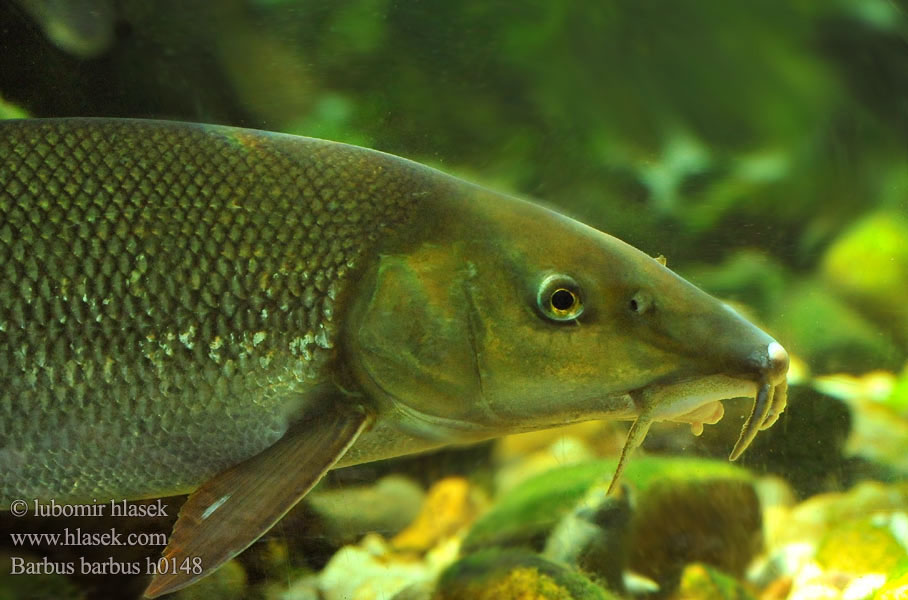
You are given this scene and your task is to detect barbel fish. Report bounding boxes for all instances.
[0,118,789,596]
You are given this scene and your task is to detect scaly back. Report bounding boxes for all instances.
[0,118,433,502]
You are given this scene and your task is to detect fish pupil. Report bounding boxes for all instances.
[536,274,583,321]
[629,299,639,312]
[551,289,575,311]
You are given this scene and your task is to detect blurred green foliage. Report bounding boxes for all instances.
[888,366,908,414]
[0,94,28,119]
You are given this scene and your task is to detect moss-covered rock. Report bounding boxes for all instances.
[464,457,747,553]
[672,563,756,600]
[463,457,760,593]
[770,481,908,550]
[306,533,453,600]
[770,281,903,373]
[821,212,908,348]
[627,467,762,588]
[806,369,908,478]
[543,482,632,593]
[306,475,426,546]
[845,400,908,478]
[464,460,615,554]
[435,549,618,600]
[815,513,908,575]
[874,559,908,600]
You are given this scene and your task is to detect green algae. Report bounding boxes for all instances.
[464,457,751,552]
[0,96,28,120]
[816,515,908,575]
[676,563,756,600]
[436,549,619,600]
[821,212,908,349]
[875,559,908,600]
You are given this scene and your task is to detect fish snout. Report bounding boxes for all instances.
[767,341,790,384]
[748,340,789,385]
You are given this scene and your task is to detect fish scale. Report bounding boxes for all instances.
[0,118,433,504]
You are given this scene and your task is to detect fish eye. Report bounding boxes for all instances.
[537,274,584,322]
[629,290,653,314]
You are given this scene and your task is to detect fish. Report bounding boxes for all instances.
[0,117,789,597]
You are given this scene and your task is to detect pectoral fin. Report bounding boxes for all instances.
[143,405,371,598]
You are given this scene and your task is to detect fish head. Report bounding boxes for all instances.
[345,186,788,460]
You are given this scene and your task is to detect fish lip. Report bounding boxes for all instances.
[728,341,790,459]
[629,373,760,422]
[626,371,788,458]
[628,338,790,459]
[602,373,758,496]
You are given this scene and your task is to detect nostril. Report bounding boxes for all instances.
[767,341,789,384]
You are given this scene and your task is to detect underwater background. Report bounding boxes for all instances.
[1,1,907,599]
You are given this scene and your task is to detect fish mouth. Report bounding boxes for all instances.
[633,339,790,461]
[728,374,788,460]
[637,371,788,459]
[606,366,788,495]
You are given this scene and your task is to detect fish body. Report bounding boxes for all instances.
[0,118,789,596]
[0,118,431,502]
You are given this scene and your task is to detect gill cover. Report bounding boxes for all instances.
[352,247,488,435]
